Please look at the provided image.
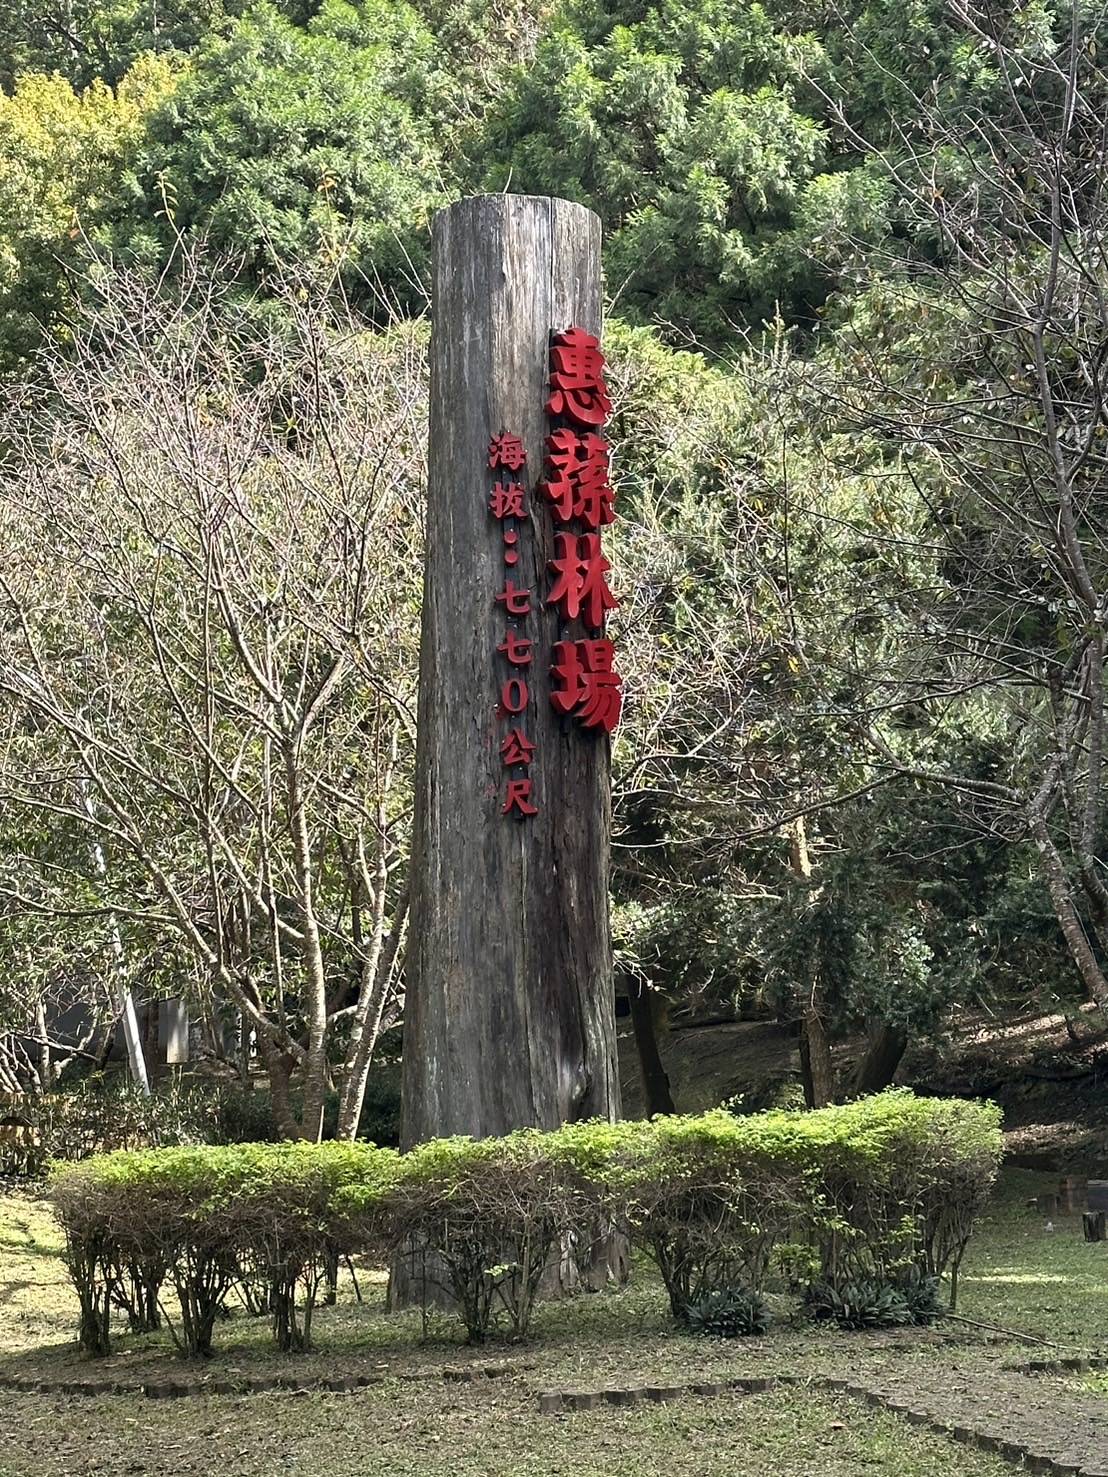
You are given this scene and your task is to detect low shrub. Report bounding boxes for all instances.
[686,1287,770,1338]
[610,1111,806,1319]
[901,1270,947,1326]
[808,1279,913,1330]
[343,1130,592,1343]
[50,1141,398,1357]
[784,1092,1003,1299]
[49,1091,1002,1356]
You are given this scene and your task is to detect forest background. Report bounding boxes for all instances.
[1,0,1106,1139]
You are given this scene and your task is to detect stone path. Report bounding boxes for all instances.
[837,1360,1108,1476]
[539,1359,1108,1476]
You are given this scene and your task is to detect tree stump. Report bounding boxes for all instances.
[1083,1211,1106,1242]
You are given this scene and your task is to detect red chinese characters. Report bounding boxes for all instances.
[490,482,526,520]
[488,433,527,471]
[542,327,623,736]
[538,429,615,529]
[545,327,613,427]
[488,431,538,819]
[551,639,623,733]
[547,532,618,631]
[489,326,621,824]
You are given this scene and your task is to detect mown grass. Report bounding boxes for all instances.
[0,1372,1019,1477]
[958,1168,1108,1346]
[0,1169,1103,1477]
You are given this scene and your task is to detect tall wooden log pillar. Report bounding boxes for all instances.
[401,194,621,1149]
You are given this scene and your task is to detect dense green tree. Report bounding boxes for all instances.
[0,0,321,90]
[811,0,1108,1011]
[101,2,445,305]
[473,0,892,337]
[0,56,175,369]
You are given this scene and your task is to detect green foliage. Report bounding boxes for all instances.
[48,1092,999,1354]
[105,2,444,305]
[0,0,320,89]
[474,0,891,336]
[685,1285,770,1337]
[4,1075,399,1178]
[791,1090,1004,1289]
[6,1077,223,1178]
[50,1140,398,1355]
[341,1129,595,1342]
[807,1278,912,1330]
[901,1270,946,1326]
[0,56,175,368]
[612,1109,803,1318]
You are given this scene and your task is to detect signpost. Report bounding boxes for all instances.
[401,195,622,1155]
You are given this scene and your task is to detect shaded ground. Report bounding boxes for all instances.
[0,1170,1105,1476]
[619,1005,1108,1170]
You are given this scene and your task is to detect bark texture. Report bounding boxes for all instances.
[402,194,621,1147]
[627,981,675,1116]
[852,1019,908,1096]
[788,816,835,1108]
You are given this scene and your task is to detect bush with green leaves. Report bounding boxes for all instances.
[686,1287,770,1338]
[49,1091,1001,1356]
[607,1110,806,1320]
[785,1091,1003,1296]
[50,1141,398,1357]
[901,1271,947,1326]
[560,1092,1000,1321]
[341,1129,596,1343]
[7,1073,402,1181]
[807,1278,913,1330]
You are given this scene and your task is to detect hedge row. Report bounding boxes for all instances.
[48,1090,1002,1356]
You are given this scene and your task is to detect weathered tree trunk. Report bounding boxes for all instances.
[627,980,675,1116]
[852,1018,908,1096]
[798,1012,835,1108]
[402,195,621,1151]
[259,1038,303,1142]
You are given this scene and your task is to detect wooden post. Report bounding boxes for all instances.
[1083,1210,1106,1242]
[401,195,620,1149]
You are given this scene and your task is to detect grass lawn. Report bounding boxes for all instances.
[957,1168,1108,1341]
[0,1167,1104,1477]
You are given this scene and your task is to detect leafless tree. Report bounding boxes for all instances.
[0,254,424,1136]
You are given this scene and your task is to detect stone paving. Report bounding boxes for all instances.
[837,1357,1108,1476]
[539,1355,1108,1476]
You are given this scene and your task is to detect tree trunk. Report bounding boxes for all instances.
[259,1039,303,1142]
[401,194,620,1153]
[788,815,835,1107]
[336,886,408,1141]
[798,1011,835,1108]
[1030,807,1108,1009]
[852,1018,908,1096]
[34,999,51,1090]
[81,795,149,1096]
[627,980,675,1116]
[282,734,328,1143]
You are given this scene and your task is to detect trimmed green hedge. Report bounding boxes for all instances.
[49,1091,1002,1356]
[51,1142,398,1356]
